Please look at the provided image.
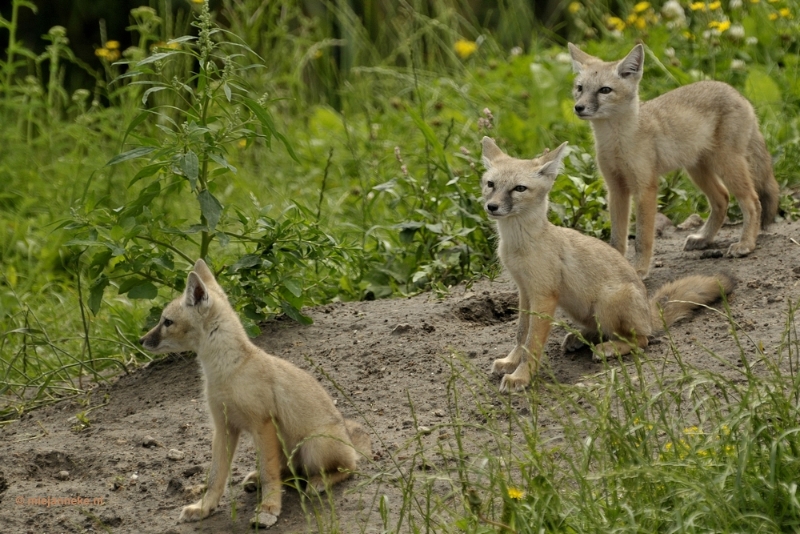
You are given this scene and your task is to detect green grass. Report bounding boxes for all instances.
[368,299,800,532]
[1,0,800,527]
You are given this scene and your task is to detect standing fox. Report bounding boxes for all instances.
[481,137,735,392]
[140,259,370,528]
[568,43,779,278]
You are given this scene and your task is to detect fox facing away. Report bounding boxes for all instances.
[568,43,779,278]
[481,137,735,392]
[140,259,371,529]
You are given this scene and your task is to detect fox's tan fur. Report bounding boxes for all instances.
[568,43,779,278]
[480,137,735,392]
[140,260,370,528]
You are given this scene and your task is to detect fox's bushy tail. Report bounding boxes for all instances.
[649,273,736,330]
[748,128,780,228]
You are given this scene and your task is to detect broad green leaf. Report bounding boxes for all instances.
[88,275,109,315]
[241,97,299,162]
[129,163,165,187]
[229,254,260,272]
[179,151,199,189]
[282,279,303,298]
[280,300,313,325]
[106,146,155,166]
[198,190,223,231]
[142,86,167,105]
[127,282,158,299]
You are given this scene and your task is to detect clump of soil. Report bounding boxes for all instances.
[1,219,798,533]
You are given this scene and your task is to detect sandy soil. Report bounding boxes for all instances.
[1,217,798,533]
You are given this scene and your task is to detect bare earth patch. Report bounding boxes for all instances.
[1,218,799,533]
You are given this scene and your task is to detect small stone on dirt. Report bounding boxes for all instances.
[55,471,69,481]
[700,250,723,259]
[251,511,278,529]
[165,477,183,495]
[142,435,158,448]
[677,213,703,230]
[183,465,203,477]
[166,449,185,461]
[391,324,413,335]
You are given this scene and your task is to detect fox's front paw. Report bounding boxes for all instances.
[251,511,279,529]
[561,333,585,352]
[491,357,518,375]
[499,373,529,392]
[726,242,754,258]
[684,234,711,251]
[179,500,212,523]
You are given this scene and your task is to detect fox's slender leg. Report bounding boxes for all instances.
[491,288,531,375]
[499,293,558,392]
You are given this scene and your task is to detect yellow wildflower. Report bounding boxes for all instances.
[507,487,525,500]
[690,2,706,11]
[780,7,792,17]
[683,426,702,435]
[751,0,760,3]
[768,12,778,19]
[454,39,478,59]
[191,0,204,3]
[568,2,582,14]
[634,1,651,13]
[627,13,639,24]
[708,1,721,9]
[635,16,647,29]
[105,40,120,50]
[718,20,731,31]
[607,16,626,31]
[237,139,247,149]
[682,29,694,39]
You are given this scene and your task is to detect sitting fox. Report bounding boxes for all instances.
[480,137,735,392]
[140,259,370,528]
[568,43,779,278]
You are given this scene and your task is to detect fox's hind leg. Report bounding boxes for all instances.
[718,155,761,257]
[684,158,729,251]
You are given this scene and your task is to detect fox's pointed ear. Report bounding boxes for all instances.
[481,137,507,169]
[538,142,568,181]
[184,272,211,308]
[568,43,592,73]
[194,258,219,287]
[617,44,644,80]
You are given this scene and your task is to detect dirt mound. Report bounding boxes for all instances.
[0,218,798,533]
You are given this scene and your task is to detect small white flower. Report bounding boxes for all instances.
[745,36,758,46]
[664,47,676,59]
[728,24,745,41]
[731,59,746,71]
[661,0,685,21]
[555,52,572,64]
[730,0,743,9]
[510,46,523,57]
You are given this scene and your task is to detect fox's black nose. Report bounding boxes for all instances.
[574,104,585,114]
[486,203,499,213]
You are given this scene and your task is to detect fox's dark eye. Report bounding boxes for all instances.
[598,86,612,94]
[163,318,173,327]
[486,180,495,189]
[576,84,583,92]
[513,185,527,192]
